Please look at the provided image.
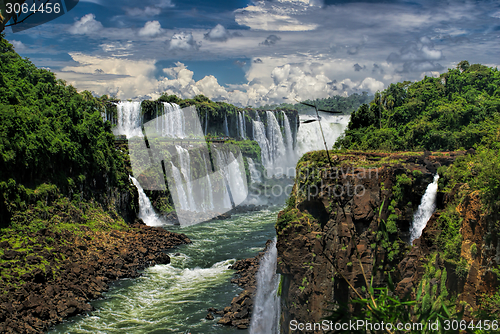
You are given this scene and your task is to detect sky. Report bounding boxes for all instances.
[4,0,500,107]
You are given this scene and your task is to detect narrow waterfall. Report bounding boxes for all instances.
[282,111,296,161]
[129,176,163,226]
[410,174,440,243]
[249,238,281,334]
[176,146,197,211]
[247,158,262,184]
[223,114,229,137]
[242,110,247,139]
[202,154,215,211]
[238,112,246,139]
[114,101,143,138]
[162,103,185,138]
[170,162,190,211]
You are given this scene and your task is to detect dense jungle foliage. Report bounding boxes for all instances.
[0,34,131,228]
[336,61,500,151]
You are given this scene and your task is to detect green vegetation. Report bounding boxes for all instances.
[0,34,131,228]
[337,62,500,151]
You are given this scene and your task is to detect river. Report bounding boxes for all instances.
[49,208,280,334]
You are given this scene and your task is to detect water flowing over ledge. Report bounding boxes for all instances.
[410,174,439,243]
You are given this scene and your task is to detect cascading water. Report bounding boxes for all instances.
[223,114,229,137]
[238,112,247,139]
[248,157,262,183]
[129,176,163,226]
[266,111,287,173]
[114,102,143,138]
[176,146,197,211]
[202,154,215,211]
[170,162,190,211]
[253,115,271,174]
[249,238,281,334]
[296,113,350,158]
[282,111,296,161]
[162,103,185,138]
[410,174,440,243]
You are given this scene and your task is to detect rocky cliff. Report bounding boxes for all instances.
[274,151,493,332]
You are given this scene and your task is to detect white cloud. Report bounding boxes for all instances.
[10,40,27,52]
[139,21,162,37]
[204,24,231,42]
[169,32,199,51]
[58,53,157,99]
[69,14,103,35]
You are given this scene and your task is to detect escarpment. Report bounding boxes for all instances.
[274,151,495,333]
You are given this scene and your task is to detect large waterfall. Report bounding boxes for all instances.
[115,101,350,224]
[410,174,440,243]
[129,176,163,226]
[249,238,281,334]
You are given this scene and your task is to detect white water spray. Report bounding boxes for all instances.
[410,174,440,243]
[114,102,143,138]
[249,238,281,334]
[247,158,262,184]
[129,176,163,226]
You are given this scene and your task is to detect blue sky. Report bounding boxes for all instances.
[5,0,500,106]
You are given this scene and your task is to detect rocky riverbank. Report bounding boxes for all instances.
[0,221,190,334]
[207,239,274,330]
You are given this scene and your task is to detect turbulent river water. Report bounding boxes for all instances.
[49,209,280,334]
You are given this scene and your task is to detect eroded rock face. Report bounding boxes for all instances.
[275,152,459,333]
[0,221,190,334]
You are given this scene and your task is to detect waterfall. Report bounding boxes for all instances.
[410,174,440,243]
[114,101,143,138]
[129,176,163,226]
[170,162,190,211]
[249,238,281,334]
[162,103,185,138]
[238,112,247,139]
[202,154,215,211]
[223,114,229,137]
[282,111,296,161]
[214,148,248,208]
[176,146,197,211]
[243,110,247,139]
[252,117,271,174]
[295,114,350,158]
[248,158,262,184]
[204,112,208,136]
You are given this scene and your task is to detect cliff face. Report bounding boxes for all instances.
[275,151,468,333]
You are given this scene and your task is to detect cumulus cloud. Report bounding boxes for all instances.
[260,35,281,46]
[387,36,444,73]
[69,14,103,35]
[169,32,199,51]
[158,62,229,101]
[139,21,162,37]
[204,24,231,42]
